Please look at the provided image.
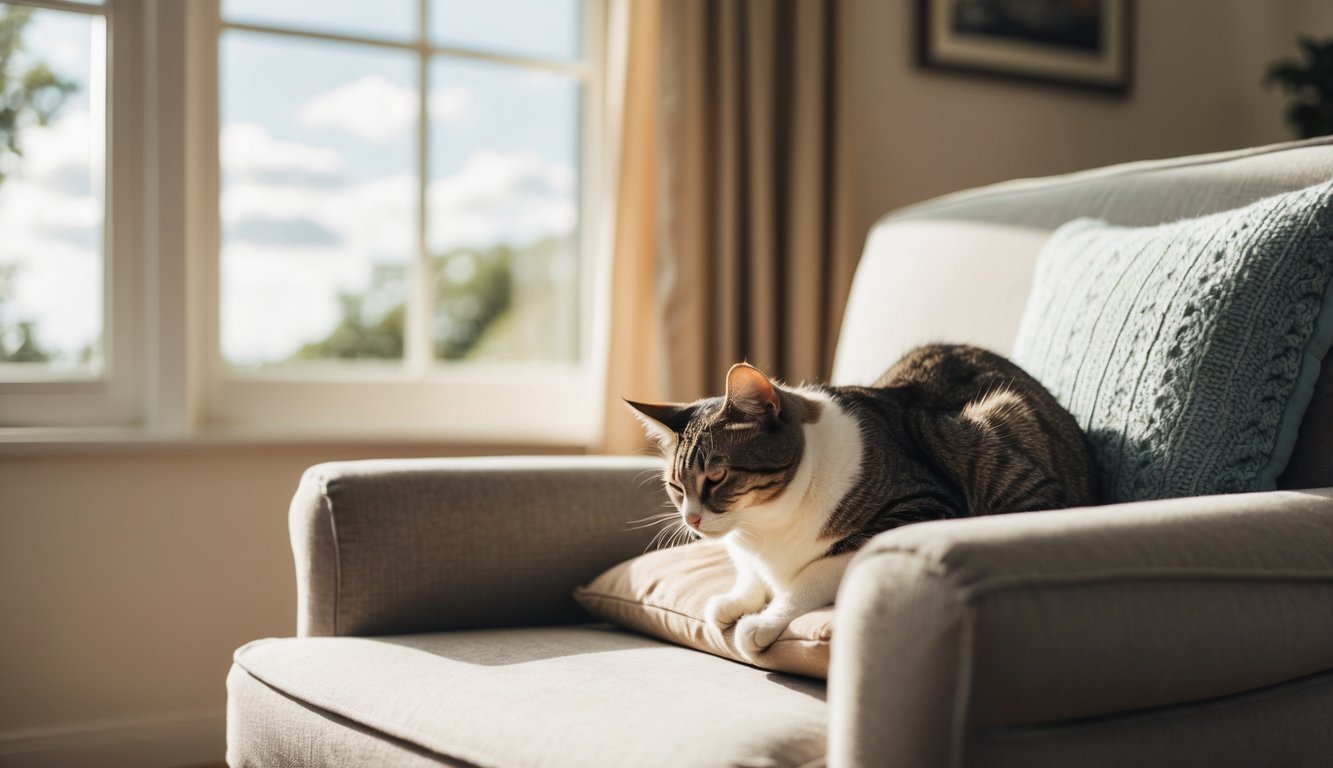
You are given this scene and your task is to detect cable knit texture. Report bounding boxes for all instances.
[1013,181,1333,503]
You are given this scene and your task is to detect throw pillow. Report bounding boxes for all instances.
[1013,181,1333,503]
[575,542,832,678]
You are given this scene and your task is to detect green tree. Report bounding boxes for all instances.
[434,245,513,361]
[293,242,521,363]
[0,257,52,363]
[0,6,78,362]
[293,294,405,361]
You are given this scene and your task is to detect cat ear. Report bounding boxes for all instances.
[623,399,693,447]
[725,362,781,419]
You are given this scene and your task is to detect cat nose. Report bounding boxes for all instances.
[685,513,701,529]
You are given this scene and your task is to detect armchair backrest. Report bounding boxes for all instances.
[832,137,1333,489]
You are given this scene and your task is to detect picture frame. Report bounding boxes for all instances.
[916,0,1133,95]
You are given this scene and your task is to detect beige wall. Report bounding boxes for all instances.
[1290,0,1333,37]
[0,442,570,765]
[840,0,1324,242]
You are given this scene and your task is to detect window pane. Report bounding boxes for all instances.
[220,32,416,367]
[430,0,581,62]
[428,59,580,363]
[222,0,415,43]
[0,5,104,371]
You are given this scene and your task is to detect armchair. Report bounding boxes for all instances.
[228,138,1333,767]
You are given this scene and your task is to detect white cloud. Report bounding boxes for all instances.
[296,77,474,143]
[3,109,582,366]
[40,39,83,76]
[429,85,473,123]
[298,75,417,143]
[221,122,342,176]
[1,106,579,365]
[221,245,366,364]
[427,150,575,253]
[0,108,102,362]
[15,107,97,181]
[218,146,576,363]
[219,171,417,362]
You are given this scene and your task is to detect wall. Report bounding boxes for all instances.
[1289,0,1333,42]
[839,0,1325,242]
[0,441,570,767]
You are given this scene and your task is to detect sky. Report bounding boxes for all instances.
[0,0,584,367]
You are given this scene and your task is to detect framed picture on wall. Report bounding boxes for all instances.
[917,0,1133,95]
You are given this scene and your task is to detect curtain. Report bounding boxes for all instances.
[598,0,857,451]
[598,0,666,454]
[656,0,857,401]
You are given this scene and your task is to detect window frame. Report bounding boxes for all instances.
[0,0,612,447]
[0,0,143,427]
[202,0,609,445]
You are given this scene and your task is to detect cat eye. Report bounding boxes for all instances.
[705,467,728,485]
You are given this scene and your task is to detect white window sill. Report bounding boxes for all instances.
[0,426,588,456]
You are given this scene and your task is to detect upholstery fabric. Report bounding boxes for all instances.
[830,221,1049,385]
[829,488,1333,767]
[575,541,833,677]
[229,626,827,768]
[227,665,474,768]
[968,669,1333,768]
[1012,182,1333,502]
[831,136,1333,490]
[289,456,665,637]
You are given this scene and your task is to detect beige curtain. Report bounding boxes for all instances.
[657,0,857,401]
[598,0,666,454]
[598,0,857,452]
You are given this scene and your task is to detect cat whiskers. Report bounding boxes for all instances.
[634,468,666,490]
[666,521,698,549]
[624,510,682,530]
[644,518,695,552]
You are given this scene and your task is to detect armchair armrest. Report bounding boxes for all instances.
[828,489,1333,768]
[289,455,665,637]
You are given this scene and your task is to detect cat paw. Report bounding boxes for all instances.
[704,594,752,630]
[734,613,790,661]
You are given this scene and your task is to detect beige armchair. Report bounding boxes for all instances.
[227,138,1333,768]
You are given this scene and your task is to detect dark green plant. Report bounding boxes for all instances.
[1265,37,1333,139]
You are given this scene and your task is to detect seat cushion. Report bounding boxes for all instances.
[227,625,827,768]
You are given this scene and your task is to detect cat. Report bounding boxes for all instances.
[626,343,1097,660]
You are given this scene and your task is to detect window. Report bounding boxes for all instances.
[0,0,608,444]
[0,0,143,428]
[209,0,604,441]
[0,1,104,373]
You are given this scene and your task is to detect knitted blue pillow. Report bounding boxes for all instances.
[1013,181,1333,504]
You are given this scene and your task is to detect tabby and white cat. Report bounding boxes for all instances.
[627,343,1097,660]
